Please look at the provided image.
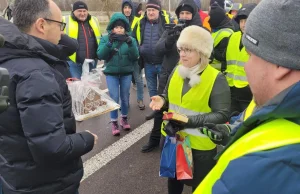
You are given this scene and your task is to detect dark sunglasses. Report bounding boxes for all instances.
[43,18,66,31]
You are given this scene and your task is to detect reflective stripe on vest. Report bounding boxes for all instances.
[136,12,170,44]
[193,119,300,194]
[210,28,233,71]
[63,15,101,63]
[244,99,256,121]
[225,31,249,88]
[161,65,219,150]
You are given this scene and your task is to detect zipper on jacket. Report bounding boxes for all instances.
[81,22,90,59]
[151,23,153,64]
[88,27,92,37]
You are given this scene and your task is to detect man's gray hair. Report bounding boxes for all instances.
[13,0,52,32]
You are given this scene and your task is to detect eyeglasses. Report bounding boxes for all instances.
[177,47,193,55]
[43,18,66,31]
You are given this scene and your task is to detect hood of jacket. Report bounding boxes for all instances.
[218,81,300,158]
[209,3,234,30]
[133,2,143,17]
[0,17,61,65]
[122,0,134,19]
[234,3,257,24]
[106,12,131,33]
[175,0,202,27]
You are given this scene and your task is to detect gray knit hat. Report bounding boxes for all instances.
[242,0,300,70]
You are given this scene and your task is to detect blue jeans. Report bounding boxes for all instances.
[68,60,97,79]
[133,62,144,101]
[106,75,132,120]
[0,181,2,194]
[144,64,162,97]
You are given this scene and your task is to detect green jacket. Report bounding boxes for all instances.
[97,12,139,75]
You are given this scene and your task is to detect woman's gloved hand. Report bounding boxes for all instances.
[199,123,231,146]
[162,112,188,136]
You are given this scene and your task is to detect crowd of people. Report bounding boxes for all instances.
[1,0,300,193]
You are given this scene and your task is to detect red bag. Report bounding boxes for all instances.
[176,136,193,180]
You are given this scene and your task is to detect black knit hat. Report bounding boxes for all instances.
[146,0,161,10]
[112,19,126,29]
[73,1,88,11]
[209,2,228,29]
[179,4,194,15]
[210,0,224,9]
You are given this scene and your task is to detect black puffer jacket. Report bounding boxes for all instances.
[0,18,94,194]
[155,0,202,94]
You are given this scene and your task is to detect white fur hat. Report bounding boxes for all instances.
[177,25,213,58]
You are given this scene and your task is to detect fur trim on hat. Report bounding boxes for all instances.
[177,25,213,58]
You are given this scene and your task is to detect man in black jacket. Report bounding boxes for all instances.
[0,0,97,193]
[141,0,203,153]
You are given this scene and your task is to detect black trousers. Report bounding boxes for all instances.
[148,108,167,145]
[230,86,252,115]
[160,137,217,194]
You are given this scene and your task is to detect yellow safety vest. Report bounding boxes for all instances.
[244,99,256,120]
[225,31,249,88]
[210,28,234,71]
[131,16,142,30]
[135,10,170,45]
[226,13,234,19]
[63,15,101,63]
[194,118,300,194]
[161,65,219,150]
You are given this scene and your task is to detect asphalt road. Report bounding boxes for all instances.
[77,76,192,194]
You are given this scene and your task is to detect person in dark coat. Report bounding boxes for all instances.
[209,2,235,72]
[140,0,203,153]
[50,34,79,79]
[0,0,97,193]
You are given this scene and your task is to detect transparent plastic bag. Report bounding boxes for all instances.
[67,78,120,121]
[81,59,102,88]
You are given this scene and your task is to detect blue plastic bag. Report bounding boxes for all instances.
[159,136,177,178]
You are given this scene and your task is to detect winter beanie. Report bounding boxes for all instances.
[112,20,126,29]
[210,0,224,9]
[177,25,213,58]
[179,4,194,15]
[234,3,256,24]
[73,1,88,11]
[146,0,161,10]
[242,0,300,70]
[209,2,229,29]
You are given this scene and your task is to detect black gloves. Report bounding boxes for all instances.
[109,33,128,43]
[199,123,231,146]
[109,33,116,43]
[125,36,132,45]
[164,120,185,137]
[165,29,179,49]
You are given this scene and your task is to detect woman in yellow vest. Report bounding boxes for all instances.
[149,25,231,194]
[225,3,257,115]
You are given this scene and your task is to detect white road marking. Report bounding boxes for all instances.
[82,120,154,181]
